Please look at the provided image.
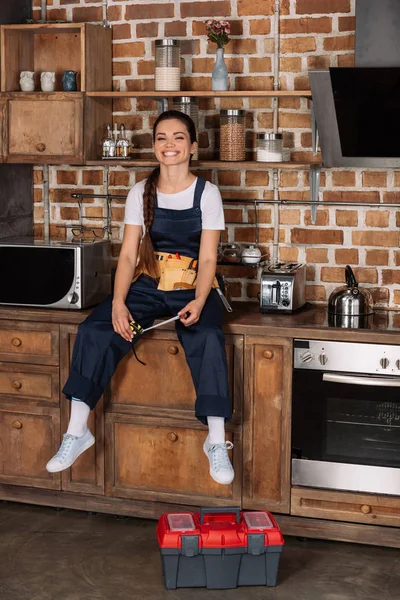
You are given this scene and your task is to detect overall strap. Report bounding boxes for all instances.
[193,177,206,209]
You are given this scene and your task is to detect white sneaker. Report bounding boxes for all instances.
[203,435,234,485]
[46,429,95,473]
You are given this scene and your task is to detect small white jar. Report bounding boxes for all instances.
[40,72,56,92]
[256,133,283,162]
[20,71,35,92]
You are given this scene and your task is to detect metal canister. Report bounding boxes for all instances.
[155,39,180,91]
[220,109,246,161]
[172,97,199,160]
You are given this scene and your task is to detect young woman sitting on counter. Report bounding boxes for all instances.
[46,110,234,485]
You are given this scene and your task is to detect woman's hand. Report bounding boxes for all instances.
[178,299,205,326]
[112,300,134,342]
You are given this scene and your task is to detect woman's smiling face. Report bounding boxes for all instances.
[153,118,197,166]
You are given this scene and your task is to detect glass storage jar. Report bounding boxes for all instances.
[172,96,199,160]
[155,39,180,91]
[220,109,246,161]
[256,133,283,162]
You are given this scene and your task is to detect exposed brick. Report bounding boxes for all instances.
[362,171,387,187]
[237,0,274,16]
[49,224,66,241]
[332,171,356,187]
[365,211,389,228]
[279,112,311,128]
[107,5,121,21]
[334,248,359,265]
[383,192,400,203]
[281,37,316,54]
[335,210,358,227]
[245,171,269,187]
[257,112,274,129]
[126,3,174,20]
[382,270,400,285]
[337,54,355,67]
[218,171,242,186]
[280,57,302,72]
[165,21,187,37]
[236,76,274,91]
[291,229,343,245]
[137,60,154,76]
[136,22,158,38]
[181,1,231,18]
[223,208,243,222]
[306,265,316,281]
[353,268,378,284]
[281,17,332,34]
[395,251,400,266]
[296,0,351,14]
[304,209,329,226]
[280,172,298,187]
[192,19,243,36]
[321,267,346,282]
[248,209,271,224]
[366,249,389,266]
[112,24,131,40]
[305,285,326,301]
[323,35,355,52]
[280,209,300,225]
[306,248,329,263]
[109,171,130,187]
[393,291,400,305]
[113,42,146,59]
[50,189,95,204]
[279,247,299,262]
[113,62,131,77]
[72,7,102,22]
[33,170,43,185]
[249,58,272,73]
[34,188,42,203]
[56,170,78,185]
[369,288,390,305]
[47,9,67,21]
[324,191,380,203]
[224,39,258,54]
[234,227,285,243]
[307,55,331,69]
[352,231,399,247]
[339,16,356,31]
[249,19,271,35]
[82,171,103,186]
[60,207,80,221]
[294,75,310,90]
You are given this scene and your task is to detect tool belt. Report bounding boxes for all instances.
[133,251,219,292]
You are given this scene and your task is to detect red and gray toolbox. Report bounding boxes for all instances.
[156,506,284,590]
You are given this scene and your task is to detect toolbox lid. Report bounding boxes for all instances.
[243,512,274,530]
[167,513,196,532]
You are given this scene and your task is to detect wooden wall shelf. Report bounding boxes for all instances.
[86,159,320,170]
[87,90,312,99]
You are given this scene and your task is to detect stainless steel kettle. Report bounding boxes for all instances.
[328,265,374,317]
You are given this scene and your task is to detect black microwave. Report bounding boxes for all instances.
[0,239,111,309]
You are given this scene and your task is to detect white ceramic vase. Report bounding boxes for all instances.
[40,72,56,92]
[19,71,35,92]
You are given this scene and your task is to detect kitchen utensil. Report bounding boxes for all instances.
[328,265,374,318]
[260,262,306,313]
[241,244,262,265]
[222,243,241,263]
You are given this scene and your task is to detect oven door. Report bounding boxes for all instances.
[292,369,400,495]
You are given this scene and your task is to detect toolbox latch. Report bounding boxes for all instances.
[181,535,199,557]
[247,534,266,556]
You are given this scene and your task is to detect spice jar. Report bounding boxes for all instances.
[155,39,180,91]
[256,133,283,162]
[220,109,246,161]
[172,97,199,160]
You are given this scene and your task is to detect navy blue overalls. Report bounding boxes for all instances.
[62,177,232,424]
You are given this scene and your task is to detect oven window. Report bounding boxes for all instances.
[292,370,400,469]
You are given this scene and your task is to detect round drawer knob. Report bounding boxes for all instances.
[361,504,371,515]
[168,345,179,355]
[36,143,46,153]
[263,350,274,360]
[167,432,178,442]
[12,338,22,347]
[12,420,23,429]
[12,380,22,390]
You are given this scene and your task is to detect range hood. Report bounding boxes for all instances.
[310,0,400,167]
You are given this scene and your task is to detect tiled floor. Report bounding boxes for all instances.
[0,501,399,600]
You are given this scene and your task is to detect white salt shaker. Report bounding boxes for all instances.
[20,71,35,92]
[40,72,56,92]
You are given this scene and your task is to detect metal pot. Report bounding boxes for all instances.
[328,265,374,317]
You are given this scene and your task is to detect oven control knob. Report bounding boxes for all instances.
[319,353,328,365]
[300,351,313,363]
[380,357,389,369]
[67,292,79,305]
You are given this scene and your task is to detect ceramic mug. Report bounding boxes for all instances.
[62,70,78,92]
[20,71,35,92]
[40,72,56,92]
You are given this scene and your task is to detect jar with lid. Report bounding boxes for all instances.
[155,39,180,91]
[220,109,246,161]
[172,97,199,160]
[256,133,283,162]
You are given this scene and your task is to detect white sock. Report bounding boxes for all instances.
[207,416,225,445]
[66,398,90,437]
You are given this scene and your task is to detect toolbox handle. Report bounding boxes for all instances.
[200,506,241,524]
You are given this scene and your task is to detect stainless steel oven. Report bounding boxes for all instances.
[292,339,400,496]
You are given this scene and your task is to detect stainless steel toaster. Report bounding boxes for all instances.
[260,262,306,313]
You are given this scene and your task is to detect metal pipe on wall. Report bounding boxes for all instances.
[102,0,109,27]
[43,165,50,243]
[41,0,47,22]
[271,0,281,265]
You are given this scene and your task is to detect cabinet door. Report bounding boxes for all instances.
[243,336,292,513]
[0,403,61,489]
[6,93,83,164]
[59,325,104,495]
[0,97,6,162]
[106,414,242,507]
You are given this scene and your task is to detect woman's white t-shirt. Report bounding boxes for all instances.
[124,178,225,231]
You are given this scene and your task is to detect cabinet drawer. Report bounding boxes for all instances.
[0,321,59,365]
[111,331,237,416]
[291,487,400,528]
[0,404,61,489]
[0,362,59,405]
[106,414,241,506]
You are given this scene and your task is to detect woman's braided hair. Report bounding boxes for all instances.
[136,110,197,279]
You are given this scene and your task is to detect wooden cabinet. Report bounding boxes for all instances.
[292,487,400,528]
[0,96,5,162]
[5,93,84,164]
[0,320,59,365]
[0,362,59,406]
[242,336,292,513]
[106,414,241,507]
[59,325,104,495]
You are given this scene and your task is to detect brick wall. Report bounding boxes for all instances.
[31,0,400,307]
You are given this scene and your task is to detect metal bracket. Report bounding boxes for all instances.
[311,100,319,156]
[309,165,321,225]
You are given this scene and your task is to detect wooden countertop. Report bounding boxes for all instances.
[1,303,400,344]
